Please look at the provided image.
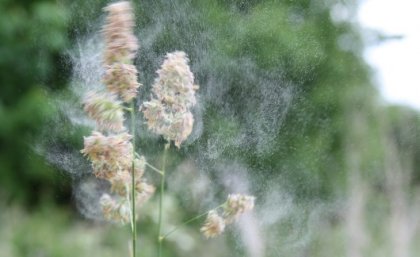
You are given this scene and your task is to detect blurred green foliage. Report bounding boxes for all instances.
[0,0,71,202]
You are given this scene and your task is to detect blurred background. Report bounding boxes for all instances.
[0,0,419,256]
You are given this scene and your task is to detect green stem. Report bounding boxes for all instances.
[158,144,169,257]
[130,101,137,257]
[145,162,164,176]
[161,204,224,240]
[133,153,163,175]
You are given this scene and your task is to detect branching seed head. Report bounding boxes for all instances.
[223,194,255,224]
[102,1,138,64]
[200,210,226,238]
[142,51,198,147]
[200,194,255,238]
[81,131,133,179]
[103,63,142,102]
[83,92,125,132]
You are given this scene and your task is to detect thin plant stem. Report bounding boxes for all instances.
[126,184,134,233]
[158,144,169,257]
[130,100,137,257]
[161,204,224,240]
[145,162,164,176]
[134,153,163,175]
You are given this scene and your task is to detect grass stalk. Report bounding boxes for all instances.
[130,100,137,257]
[161,204,224,240]
[158,144,169,257]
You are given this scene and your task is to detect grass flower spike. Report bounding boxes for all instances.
[81,131,133,179]
[200,210,226,238]
[81,3,157,256]
[102,1,138,64]
[200,194,255,238]
[102,1,141,103]
[83,92,125,132]
[142,51,198,147]
[81,0,153,233]
[100,194,131,224]
[223,194,255,224]
[103,63,141,102]
[151,51,197,110]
